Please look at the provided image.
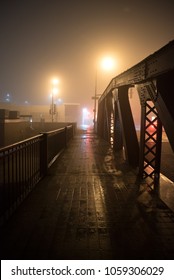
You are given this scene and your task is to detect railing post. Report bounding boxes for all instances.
[65,126,68,148]
[0,119,5,147]
[40,133,48,176]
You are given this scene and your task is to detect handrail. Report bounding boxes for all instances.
[0,124,74,225]
[40,127,65,136]
[0,134,43,153]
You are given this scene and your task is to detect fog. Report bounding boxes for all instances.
[1,0,174,112]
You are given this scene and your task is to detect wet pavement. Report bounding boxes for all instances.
[1,129,174,260]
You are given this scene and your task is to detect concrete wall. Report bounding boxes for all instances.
[30,122,76,134]
[0,121,76,148]
[0,120,35,147]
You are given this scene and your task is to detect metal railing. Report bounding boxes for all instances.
[0,124,74,225]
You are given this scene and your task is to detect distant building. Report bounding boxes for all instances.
[64,103,81,126]
[0,102,81,126]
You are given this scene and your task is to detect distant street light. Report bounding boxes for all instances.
[50,78,59,122]
[93,57,115,132]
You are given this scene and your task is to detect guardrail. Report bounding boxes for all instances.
[0,124,74,225]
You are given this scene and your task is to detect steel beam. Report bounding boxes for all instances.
[116,86,139,167]
[97,100,105,138]
[99,40,174,103]
[113,99,123,151]
[156,71,174,152]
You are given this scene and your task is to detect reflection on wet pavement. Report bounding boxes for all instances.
[1,130,174,259]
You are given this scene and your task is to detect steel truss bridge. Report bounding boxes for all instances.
[97,40,174,190]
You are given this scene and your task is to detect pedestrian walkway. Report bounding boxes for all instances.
[1,129,174,260]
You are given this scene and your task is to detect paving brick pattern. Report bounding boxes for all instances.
[1,131,174,259]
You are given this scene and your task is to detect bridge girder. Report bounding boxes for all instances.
[97,40,174,189]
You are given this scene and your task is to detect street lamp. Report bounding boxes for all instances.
[93,57,115,132]
[50,78,59,122]
[101,57,115,70]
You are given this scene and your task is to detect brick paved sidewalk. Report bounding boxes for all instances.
[1,130,174,260]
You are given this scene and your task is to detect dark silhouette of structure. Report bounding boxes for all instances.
[97,40,174,190]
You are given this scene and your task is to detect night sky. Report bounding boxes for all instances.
[1,0,174,109]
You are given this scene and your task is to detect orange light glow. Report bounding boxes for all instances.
[100,57,115,70]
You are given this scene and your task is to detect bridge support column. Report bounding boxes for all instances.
[116,86,139,167]
[113,98,123,151]
[137,82,162,190]
[104,93,113,143]
[156,71,174,152]
[97,99,105,138]
[97,93,113,144]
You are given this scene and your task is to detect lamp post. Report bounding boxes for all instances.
[51,78,58,122]
[93,57,115,132]
[51,91,54,123]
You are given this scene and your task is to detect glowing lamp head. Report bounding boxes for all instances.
[52,78,59,85]
[101,57,115,70]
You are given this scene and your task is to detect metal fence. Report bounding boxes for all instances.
[0,124,74,225]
